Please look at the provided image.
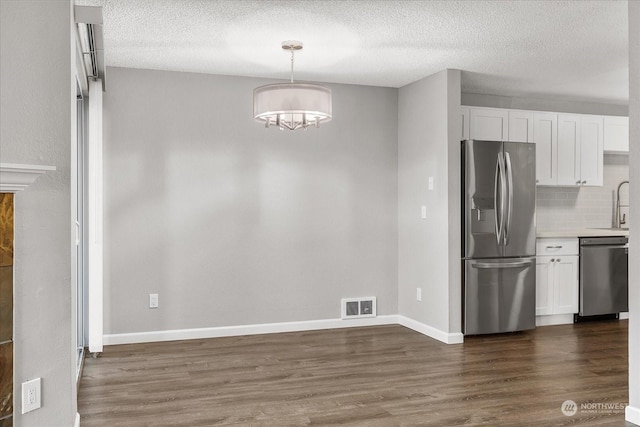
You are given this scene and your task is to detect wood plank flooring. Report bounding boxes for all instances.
[78,321,632,426]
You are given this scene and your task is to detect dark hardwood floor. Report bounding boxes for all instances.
[78,321,632,426]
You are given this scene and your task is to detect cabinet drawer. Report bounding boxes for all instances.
[536,238,578,256]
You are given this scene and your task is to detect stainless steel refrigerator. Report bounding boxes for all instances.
[462,139,536,335]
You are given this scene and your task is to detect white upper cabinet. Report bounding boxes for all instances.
[533,113,558,186]
[557,114,581,186]
[534,113,603,187]
[461,106,614,187]
[469,108,508,141]
[461,107,470,140]
[508,110,534,143]
[579,115,604,186]
[603,116,629,153]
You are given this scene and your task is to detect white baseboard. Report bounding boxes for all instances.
[626,405,640,425]
[397,315,464,344]
[103,315,399,345]
[536,314,574,326]
[74,412,80,427]
[620,312,629,320]
[103,315,465,346]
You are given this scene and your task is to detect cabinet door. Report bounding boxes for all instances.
[603,116,629,152]
[535,256,554,316]
[533,113,557,185]
[557,114,581,186]
[580,115,604,186]
[470,108,508,141]
[461,108,470,140]
[553,256,579,315]
[508,110,534,143]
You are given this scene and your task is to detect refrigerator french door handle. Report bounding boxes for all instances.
[504,151,514,245]
[494,153,504,245]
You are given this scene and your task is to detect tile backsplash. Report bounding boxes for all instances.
[536,155,629,230]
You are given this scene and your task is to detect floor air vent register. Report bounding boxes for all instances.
[341,297,377,319]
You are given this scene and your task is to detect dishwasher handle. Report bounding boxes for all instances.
[582,244,628,250]
[580,237,628,246]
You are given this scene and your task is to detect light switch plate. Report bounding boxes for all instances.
[417,287,422,301]
[428,177,434,190]
[421,206,427,219]
[22,378,41,414]
[149,293,159,308]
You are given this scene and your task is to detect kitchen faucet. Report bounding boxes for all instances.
[615,180,629,228]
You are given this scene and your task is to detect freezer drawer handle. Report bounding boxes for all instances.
[472,260,533,269]
[546,245,563,249]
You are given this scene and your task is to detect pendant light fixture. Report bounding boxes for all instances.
[253,41,332,131]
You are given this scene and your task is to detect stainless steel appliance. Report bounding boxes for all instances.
[579,236,628,317]
[462,140,536,335]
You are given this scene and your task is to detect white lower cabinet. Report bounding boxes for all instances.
[535,256,553,315]
[536,256,579,316]
[536,239,579,317]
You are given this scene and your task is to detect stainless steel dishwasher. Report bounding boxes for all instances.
[579,236,628,317]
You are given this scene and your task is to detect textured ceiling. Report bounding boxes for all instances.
[77,0,629,104]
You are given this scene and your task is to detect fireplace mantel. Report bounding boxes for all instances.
[0,163,56,193]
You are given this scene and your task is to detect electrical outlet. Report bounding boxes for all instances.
[417,287,422,302]
[149,293,159,308]
[21,378,41,414]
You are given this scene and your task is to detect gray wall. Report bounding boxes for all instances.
[461,92,628,116]
[628,0,639,419]
[0,0,75,426]
[537,156,629,230]
[397,69,461,334]
[102,67,398,334]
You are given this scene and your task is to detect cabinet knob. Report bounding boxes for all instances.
[576,180,581,185]
[556,258,561,262]
[582,180,587,184]
[550,258,555,262]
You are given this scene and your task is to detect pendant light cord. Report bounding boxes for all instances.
[290,48,295,83]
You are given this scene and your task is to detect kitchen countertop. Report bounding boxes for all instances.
[537,228,629,238]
